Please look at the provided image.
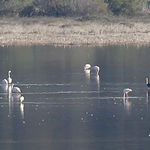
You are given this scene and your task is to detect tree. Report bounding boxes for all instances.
[105,0,147,16]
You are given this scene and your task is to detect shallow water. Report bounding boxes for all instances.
[0,45,150,150]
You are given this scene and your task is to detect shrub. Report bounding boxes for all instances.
[106,0,147,16]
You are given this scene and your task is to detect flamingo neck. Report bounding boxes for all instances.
[8,71,11,77]
[146,79,148,84]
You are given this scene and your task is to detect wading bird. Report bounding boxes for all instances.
[12,86,21,93]
[123,88,132,97]
[1,71,13,90]
[19,95,25,103]
[146,78,150,89]
[84,64,91,74]
[91,66,100,76]
[84,64,100,75]
[1,79,8,92]
[12,84,24,103]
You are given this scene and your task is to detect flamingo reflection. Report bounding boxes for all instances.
[84,69,90,85]
[8,93,25,119]
[123,88,132,115]
[146,90,150,111]
[13,93,24,119]
[91,75,100,90]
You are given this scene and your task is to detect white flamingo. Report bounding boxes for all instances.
[84,64,100,75]
[84,64,91,74]
[12,92,24,104]
[1,70,12,86]
[146,78,150,89]
[91,66,100,76]
[12,85,21,93]
[1,79,8,92]
[8,70,12,84]
[11,84,24,103]
[1,79,8,85]
[19,95,25,103]
[123,88,132,97]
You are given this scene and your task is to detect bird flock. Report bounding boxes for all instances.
[1,71,24,103]
[1,67,149,103]
[84,64,150,98]
[84,64,133,97]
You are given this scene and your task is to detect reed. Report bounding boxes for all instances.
[0,18,150,46]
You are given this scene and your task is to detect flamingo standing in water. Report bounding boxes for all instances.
[84,64,91,74]
[19,95,25,103]
[11,83,24,103]
[91,66,100,76]
[12,88,24,103]
[1,79,8,85]
[84,64,100,75]
[1,79,8,92]
[84,64,100,90]
[123,88,132,115]
[146,78,150,89]
[1,71,13,92]
[12,86,21,93]
[1,70,12,86]
[123,88,132,97]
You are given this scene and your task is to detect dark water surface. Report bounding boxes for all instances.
[0,45,150,150]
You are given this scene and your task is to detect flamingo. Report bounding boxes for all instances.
[1,78,13,93]
[84,64,91,73]
[1,71,12,92]
[1,79,8,92]
[146,78,150,88]
[91,66,100,76]
[123,88,132,97]
[84,64,100,75]
[19,95,25,103]
[12,86,21,93]
[12,85,24,103]
[12,93,24,103]
[1,79,8,85]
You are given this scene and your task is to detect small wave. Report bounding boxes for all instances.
[23,91,101,95]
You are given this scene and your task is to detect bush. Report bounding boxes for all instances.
[31,0,108,17]
[0,0,147,17]
[19,5,38,17]
[106,0,147,16]
[0,0,34,16]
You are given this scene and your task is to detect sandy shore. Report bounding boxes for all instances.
[0,18,150,46]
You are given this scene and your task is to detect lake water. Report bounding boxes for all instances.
[0,45,150,150]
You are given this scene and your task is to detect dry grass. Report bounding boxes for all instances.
[0,17,150,46]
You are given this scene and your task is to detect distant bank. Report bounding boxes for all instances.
[0,17,150,46]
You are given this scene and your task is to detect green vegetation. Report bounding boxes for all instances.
[105,0,147,15]
[0,0,148,17]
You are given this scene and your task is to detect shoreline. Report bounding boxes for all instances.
[0,18,150,46]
